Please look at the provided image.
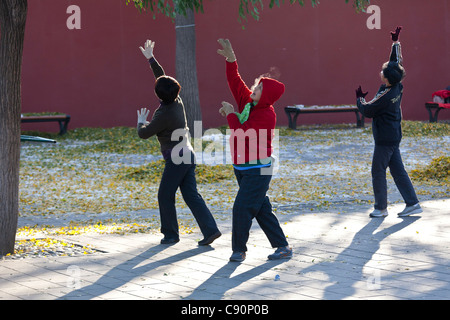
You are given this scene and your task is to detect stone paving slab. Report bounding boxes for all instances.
[1,199,449,302]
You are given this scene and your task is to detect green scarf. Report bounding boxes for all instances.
[235,102,254,124]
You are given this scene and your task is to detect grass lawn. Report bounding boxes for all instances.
[18,121,450,238]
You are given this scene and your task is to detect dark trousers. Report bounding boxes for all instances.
[158,152,219,240]
[232,167,288,252]
[371,144,419,210]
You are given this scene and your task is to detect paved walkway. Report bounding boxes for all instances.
[1,199,449,301]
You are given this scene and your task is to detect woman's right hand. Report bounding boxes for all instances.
[217,39,236,62]
[139,40,155,59]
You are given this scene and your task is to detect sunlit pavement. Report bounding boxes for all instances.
[1,198,449,300]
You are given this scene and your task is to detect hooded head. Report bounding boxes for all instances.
[251,77,285,108]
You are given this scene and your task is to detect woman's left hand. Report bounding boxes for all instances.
[137,107,150,124]
[219,101,234,117]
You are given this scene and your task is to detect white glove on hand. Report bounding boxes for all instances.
[137,108,150,125]
[217,39,236,62]
[139,40,155,60]
[219,101,234,117]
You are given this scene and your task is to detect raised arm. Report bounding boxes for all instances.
[136,40,167,139]
[389,27,403,65]
[140,39,165,79]
[356,87,392,118]
[217,39,252,112]
[226,61,253,112]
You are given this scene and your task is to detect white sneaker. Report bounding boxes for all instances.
[369,209,388,218]
[398,203,423,217]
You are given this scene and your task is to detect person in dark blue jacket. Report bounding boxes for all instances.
[356,27,422,218]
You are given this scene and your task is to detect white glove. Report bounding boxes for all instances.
[139,40,155,60]
[217,39,236,62]
[219,101,234,117]
[137,108,150,125]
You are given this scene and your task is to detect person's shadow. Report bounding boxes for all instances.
[183,259,287,300]
[299,216,420,299]
[58,243,214,300]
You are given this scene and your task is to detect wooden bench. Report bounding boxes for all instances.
[21,114,71,135]
[285,105,364,129]
[425,102,450,123]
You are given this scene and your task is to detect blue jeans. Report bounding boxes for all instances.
[232,167,288,252]
[371,145,419,210]
[158,151,219,240]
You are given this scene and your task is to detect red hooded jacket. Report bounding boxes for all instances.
[225,61,285,165]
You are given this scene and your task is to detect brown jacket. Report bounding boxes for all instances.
[137,58,192,159]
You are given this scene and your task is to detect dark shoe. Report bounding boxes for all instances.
[229,251,246,262]
[268,246,293,260]
[160,237,180,245]
[198,231,222,246]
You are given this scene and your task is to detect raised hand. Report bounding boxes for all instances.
[390,26,402,42]
[139,40,155,60]
[217,39,236,62]
[356,86,369,99]
[219,101,235,117]
[137,107,150,124]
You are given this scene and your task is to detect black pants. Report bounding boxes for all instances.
[232,167,288,252]
[371,144,419,210]
[158,152,219,240]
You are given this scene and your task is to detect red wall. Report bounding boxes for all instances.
[21,0,450,132]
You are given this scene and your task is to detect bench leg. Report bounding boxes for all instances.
[285,110,299,130]
[426,106,441,123]
[58,119,70,135]
[290,113,300,130]
[355,111,365,127]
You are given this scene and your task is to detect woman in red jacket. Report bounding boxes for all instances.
[217,39,292,262]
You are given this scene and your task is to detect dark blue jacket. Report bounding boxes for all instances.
[357,43,404,146]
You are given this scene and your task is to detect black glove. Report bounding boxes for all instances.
[391,26,402,42]
[356,86,369,99]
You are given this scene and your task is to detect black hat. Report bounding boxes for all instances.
[383,62,403,85]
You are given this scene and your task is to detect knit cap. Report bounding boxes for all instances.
[383,62,403,85]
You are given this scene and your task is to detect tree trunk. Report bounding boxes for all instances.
[175,9,201,137]
[0,0,27,256]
